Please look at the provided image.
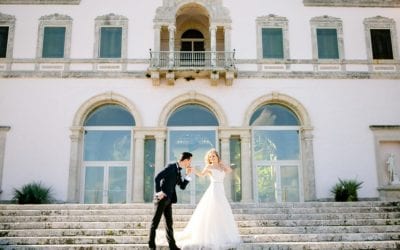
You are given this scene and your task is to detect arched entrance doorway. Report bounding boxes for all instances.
[250,104,303,202]
[82,104,135,203]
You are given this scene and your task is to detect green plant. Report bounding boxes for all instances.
[12,181,54,204]
[330,178,363,202]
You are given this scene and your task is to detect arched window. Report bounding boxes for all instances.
[251,104,302,202]
[82,104,134,204]
[167,104,218,204]
[167,104,218,126]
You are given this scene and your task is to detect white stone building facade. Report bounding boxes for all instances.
[0,0,399,204]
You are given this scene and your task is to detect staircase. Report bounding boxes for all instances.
[1,201,399,250]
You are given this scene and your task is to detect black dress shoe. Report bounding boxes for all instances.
[170,246,181,250]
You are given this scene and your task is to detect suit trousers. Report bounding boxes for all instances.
[148,197,177,248]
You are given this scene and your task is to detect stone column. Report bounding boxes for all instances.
[153,24,161,67]
[154,131,166,174]
[220,134,232,201]
[67,126,83,203]
[224,25,232,52]
[224,25,232,66]
[168,24,175,68]
[241,132,253,202]
[301,127,316,201]
[132,131,145,203]
[210,25,217,67]
[0,126,11,196]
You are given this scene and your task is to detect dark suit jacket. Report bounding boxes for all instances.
[154,162,190,203]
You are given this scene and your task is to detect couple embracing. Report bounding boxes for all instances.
[148,149,242,249]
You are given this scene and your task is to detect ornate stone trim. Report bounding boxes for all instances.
[0,12,16,64]
[94,13,128,64]
[158,91,228,127]
[310,16,345,70]
[0,0,80,4]
[304,0,400,7]
[154,0,231,26]
[36,13,72,64]
[256,14,290,64]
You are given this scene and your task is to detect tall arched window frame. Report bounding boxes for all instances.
[250,104,303,202]
[82,104,135,204]
[167,104,219,204]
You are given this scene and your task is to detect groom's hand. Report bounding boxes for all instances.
[186,166,193,174]
[155,191,166,200]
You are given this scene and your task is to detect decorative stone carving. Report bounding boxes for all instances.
[304,0,400,7]
[387,153,400,184]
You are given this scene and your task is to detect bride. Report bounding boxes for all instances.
[175,148,242,249]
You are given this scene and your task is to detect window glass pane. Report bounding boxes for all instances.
[262,28,284,59]
[42,27,65,58]
[371,29,393,59]
[230,138,241,202]
[253,130,299,161]
[169,130,216,203]
[100,27,122,58]
[250,104,299,126]
[0,26,9,58]
[144,139,156,203]
[167,104,218,126]
[257,165,276,202]
[108,166,127,203]
[84,130,131,161]
[84,104,135,126]
[281,166,300,202]
[317,28,339,59]
[84,166,104,203]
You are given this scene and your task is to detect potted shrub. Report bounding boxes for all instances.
[12,181,54,204]
[330,178,363,202]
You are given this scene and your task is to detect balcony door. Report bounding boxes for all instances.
[180,29,205,66]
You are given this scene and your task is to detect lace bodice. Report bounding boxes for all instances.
[209,168,225,183]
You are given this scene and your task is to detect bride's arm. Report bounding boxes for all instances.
[194,165,211,177]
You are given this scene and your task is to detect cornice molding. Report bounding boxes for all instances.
[303,0,400,7]
[0,0,80,4]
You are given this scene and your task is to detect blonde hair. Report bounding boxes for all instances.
[204,148,220,165]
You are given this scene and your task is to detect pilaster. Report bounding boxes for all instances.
[132,131,145,202]
[0,126,11,196]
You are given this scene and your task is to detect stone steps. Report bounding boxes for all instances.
[0,201,399,249]
[2,225,400,237]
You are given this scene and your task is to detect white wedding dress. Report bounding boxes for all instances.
[156,168,242,249]
[175,168,242,249]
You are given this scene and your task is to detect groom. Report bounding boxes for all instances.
[148,152,193,250]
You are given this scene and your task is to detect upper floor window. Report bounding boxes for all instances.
[310,16,344,60]
[364,16,398,61]
[42,27,66,58]
[316,28,339,59]
[0,12,15,59]
[100,27,122,58]
[370,29,393,59]
[256,15,289,60]
[0,26,9,58]
[37,14,72,59]
[94,14,128,59]
[262,28,284,59]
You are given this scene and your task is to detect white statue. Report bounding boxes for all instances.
[386,153,399,185]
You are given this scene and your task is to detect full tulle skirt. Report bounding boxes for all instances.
[156,180,242,249]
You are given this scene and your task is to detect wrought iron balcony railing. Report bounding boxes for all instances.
[149,50,236,71]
